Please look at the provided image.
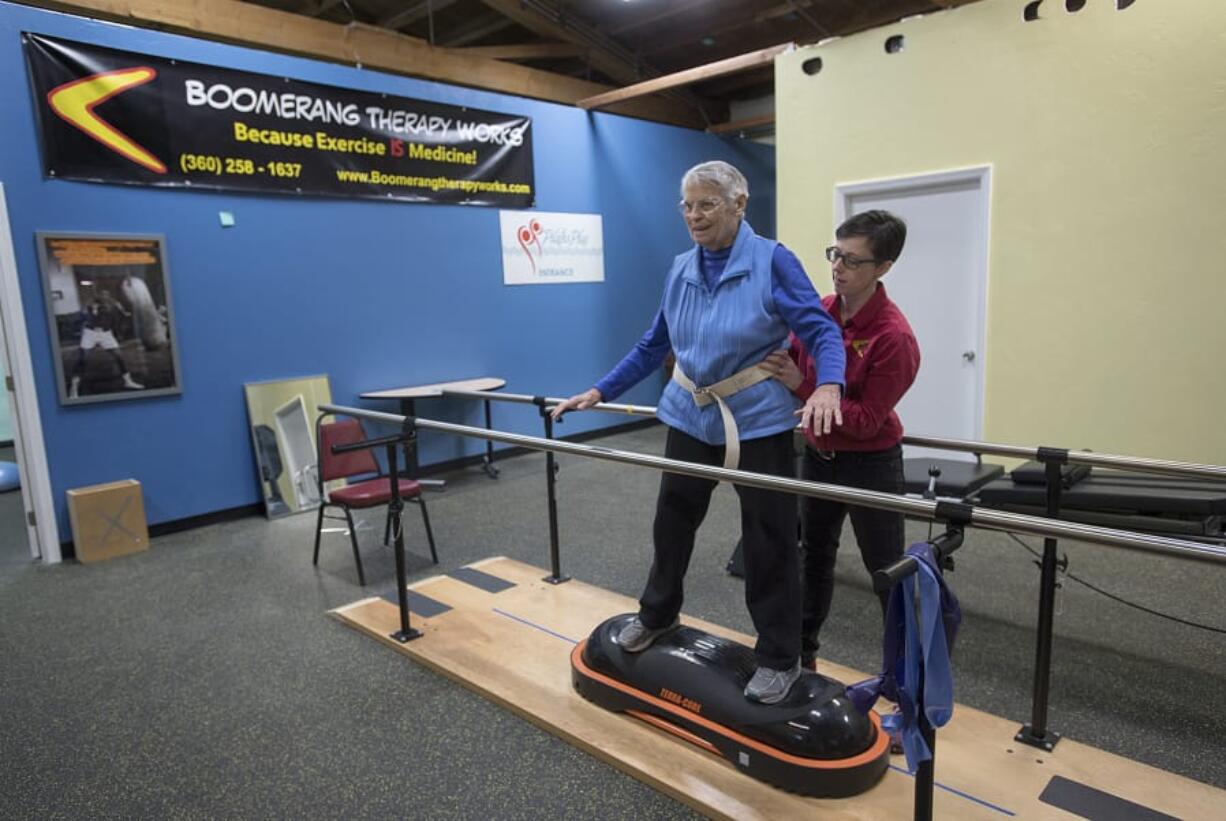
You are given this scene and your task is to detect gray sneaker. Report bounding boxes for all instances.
[614,616,680,652]
[744,662,802,704]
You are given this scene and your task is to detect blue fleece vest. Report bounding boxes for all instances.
[656,221,800,445]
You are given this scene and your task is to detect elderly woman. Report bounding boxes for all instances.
[552,160,845,704]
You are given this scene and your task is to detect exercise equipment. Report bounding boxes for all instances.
[976,466,1226,538]
[902,457,1003,497]
[572,614,889,798]
[904,434,1226,751]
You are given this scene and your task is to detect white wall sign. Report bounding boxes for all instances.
[500,210,604,285]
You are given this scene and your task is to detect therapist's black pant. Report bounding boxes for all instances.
[799,444,906,664]
[638,426,799,670]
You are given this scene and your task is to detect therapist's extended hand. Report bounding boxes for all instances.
[550,387,602,420]
[798,383,842,435]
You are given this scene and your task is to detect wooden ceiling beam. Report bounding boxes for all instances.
[23,0,704,127]
[578,42,792,111]
[707,113,774,136]
[629,10,796,59]
[634,0,940,61]
[478,0,646,87]
[835,1,948,34]
[455,43,586,61]
[606,0,712,37]
[756,1,833,37]
[438,14,516,48]
[478,0,722,120]
[302,0,343,17]
[378,0,461,32]
[692,66,775,98]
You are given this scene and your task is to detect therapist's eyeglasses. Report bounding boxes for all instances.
[678,197,726,217]
[825,245,882,270]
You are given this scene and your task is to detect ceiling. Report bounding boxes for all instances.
[242,0,981,129]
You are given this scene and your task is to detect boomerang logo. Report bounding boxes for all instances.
[47,67,167,174]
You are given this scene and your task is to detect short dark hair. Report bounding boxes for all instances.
[836,210,906,263]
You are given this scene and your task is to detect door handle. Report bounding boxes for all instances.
[962,350,976,362]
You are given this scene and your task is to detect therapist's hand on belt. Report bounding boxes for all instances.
[799,383,842,435]
[760,350,804,391]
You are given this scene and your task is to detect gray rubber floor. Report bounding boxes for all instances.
[1,425,1223,818]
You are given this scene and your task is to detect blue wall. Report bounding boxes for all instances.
[0,2,775,535]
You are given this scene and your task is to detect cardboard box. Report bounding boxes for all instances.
[66,479,149,563]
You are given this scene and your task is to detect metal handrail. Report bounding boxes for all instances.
[901,434,1226,481]
[440,388,1226,482]
[321,403,1226,565]
[440,387,657,418]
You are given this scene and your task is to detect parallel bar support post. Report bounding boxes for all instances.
[482,399,500,478]
[916,717,935,821]
[387,423,422,643]
[876,530,961,821]
[1017,452,1066,750]
[397,396,445,490]
[534,398,569,585]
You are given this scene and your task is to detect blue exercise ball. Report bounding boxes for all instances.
[0,462,20,492]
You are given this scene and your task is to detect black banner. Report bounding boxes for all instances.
[23,33,534,207]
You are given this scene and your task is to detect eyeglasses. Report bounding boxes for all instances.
[677,197,726,217]
[825,245,882,270]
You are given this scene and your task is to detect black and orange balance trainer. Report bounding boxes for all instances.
[572,615,890,798]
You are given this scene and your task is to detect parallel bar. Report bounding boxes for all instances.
[440,388,658,417]
[441,389,1226,483]
[902,434,1226,481]
[321,403,1226,565]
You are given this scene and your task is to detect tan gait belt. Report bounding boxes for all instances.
[672,363,772,470]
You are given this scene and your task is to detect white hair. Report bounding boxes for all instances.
[681,160,749,201]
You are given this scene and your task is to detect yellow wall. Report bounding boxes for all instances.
[776,0,1226,464]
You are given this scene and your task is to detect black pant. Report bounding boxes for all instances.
[799,444,905,662]
[639,426,799,670]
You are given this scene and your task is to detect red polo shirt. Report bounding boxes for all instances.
[789,283,920,452]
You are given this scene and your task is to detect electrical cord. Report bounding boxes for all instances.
[1005,532,1226,635]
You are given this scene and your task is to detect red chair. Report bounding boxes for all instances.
[313,417,438,586]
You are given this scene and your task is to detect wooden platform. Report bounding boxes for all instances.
[331,558,1221,819]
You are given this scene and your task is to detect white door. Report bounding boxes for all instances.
[837,167,990,463]
[0,184,60,562]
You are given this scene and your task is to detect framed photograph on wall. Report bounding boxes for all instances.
[36,233,183,405]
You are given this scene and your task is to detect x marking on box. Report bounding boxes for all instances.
[97,495,139,545]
